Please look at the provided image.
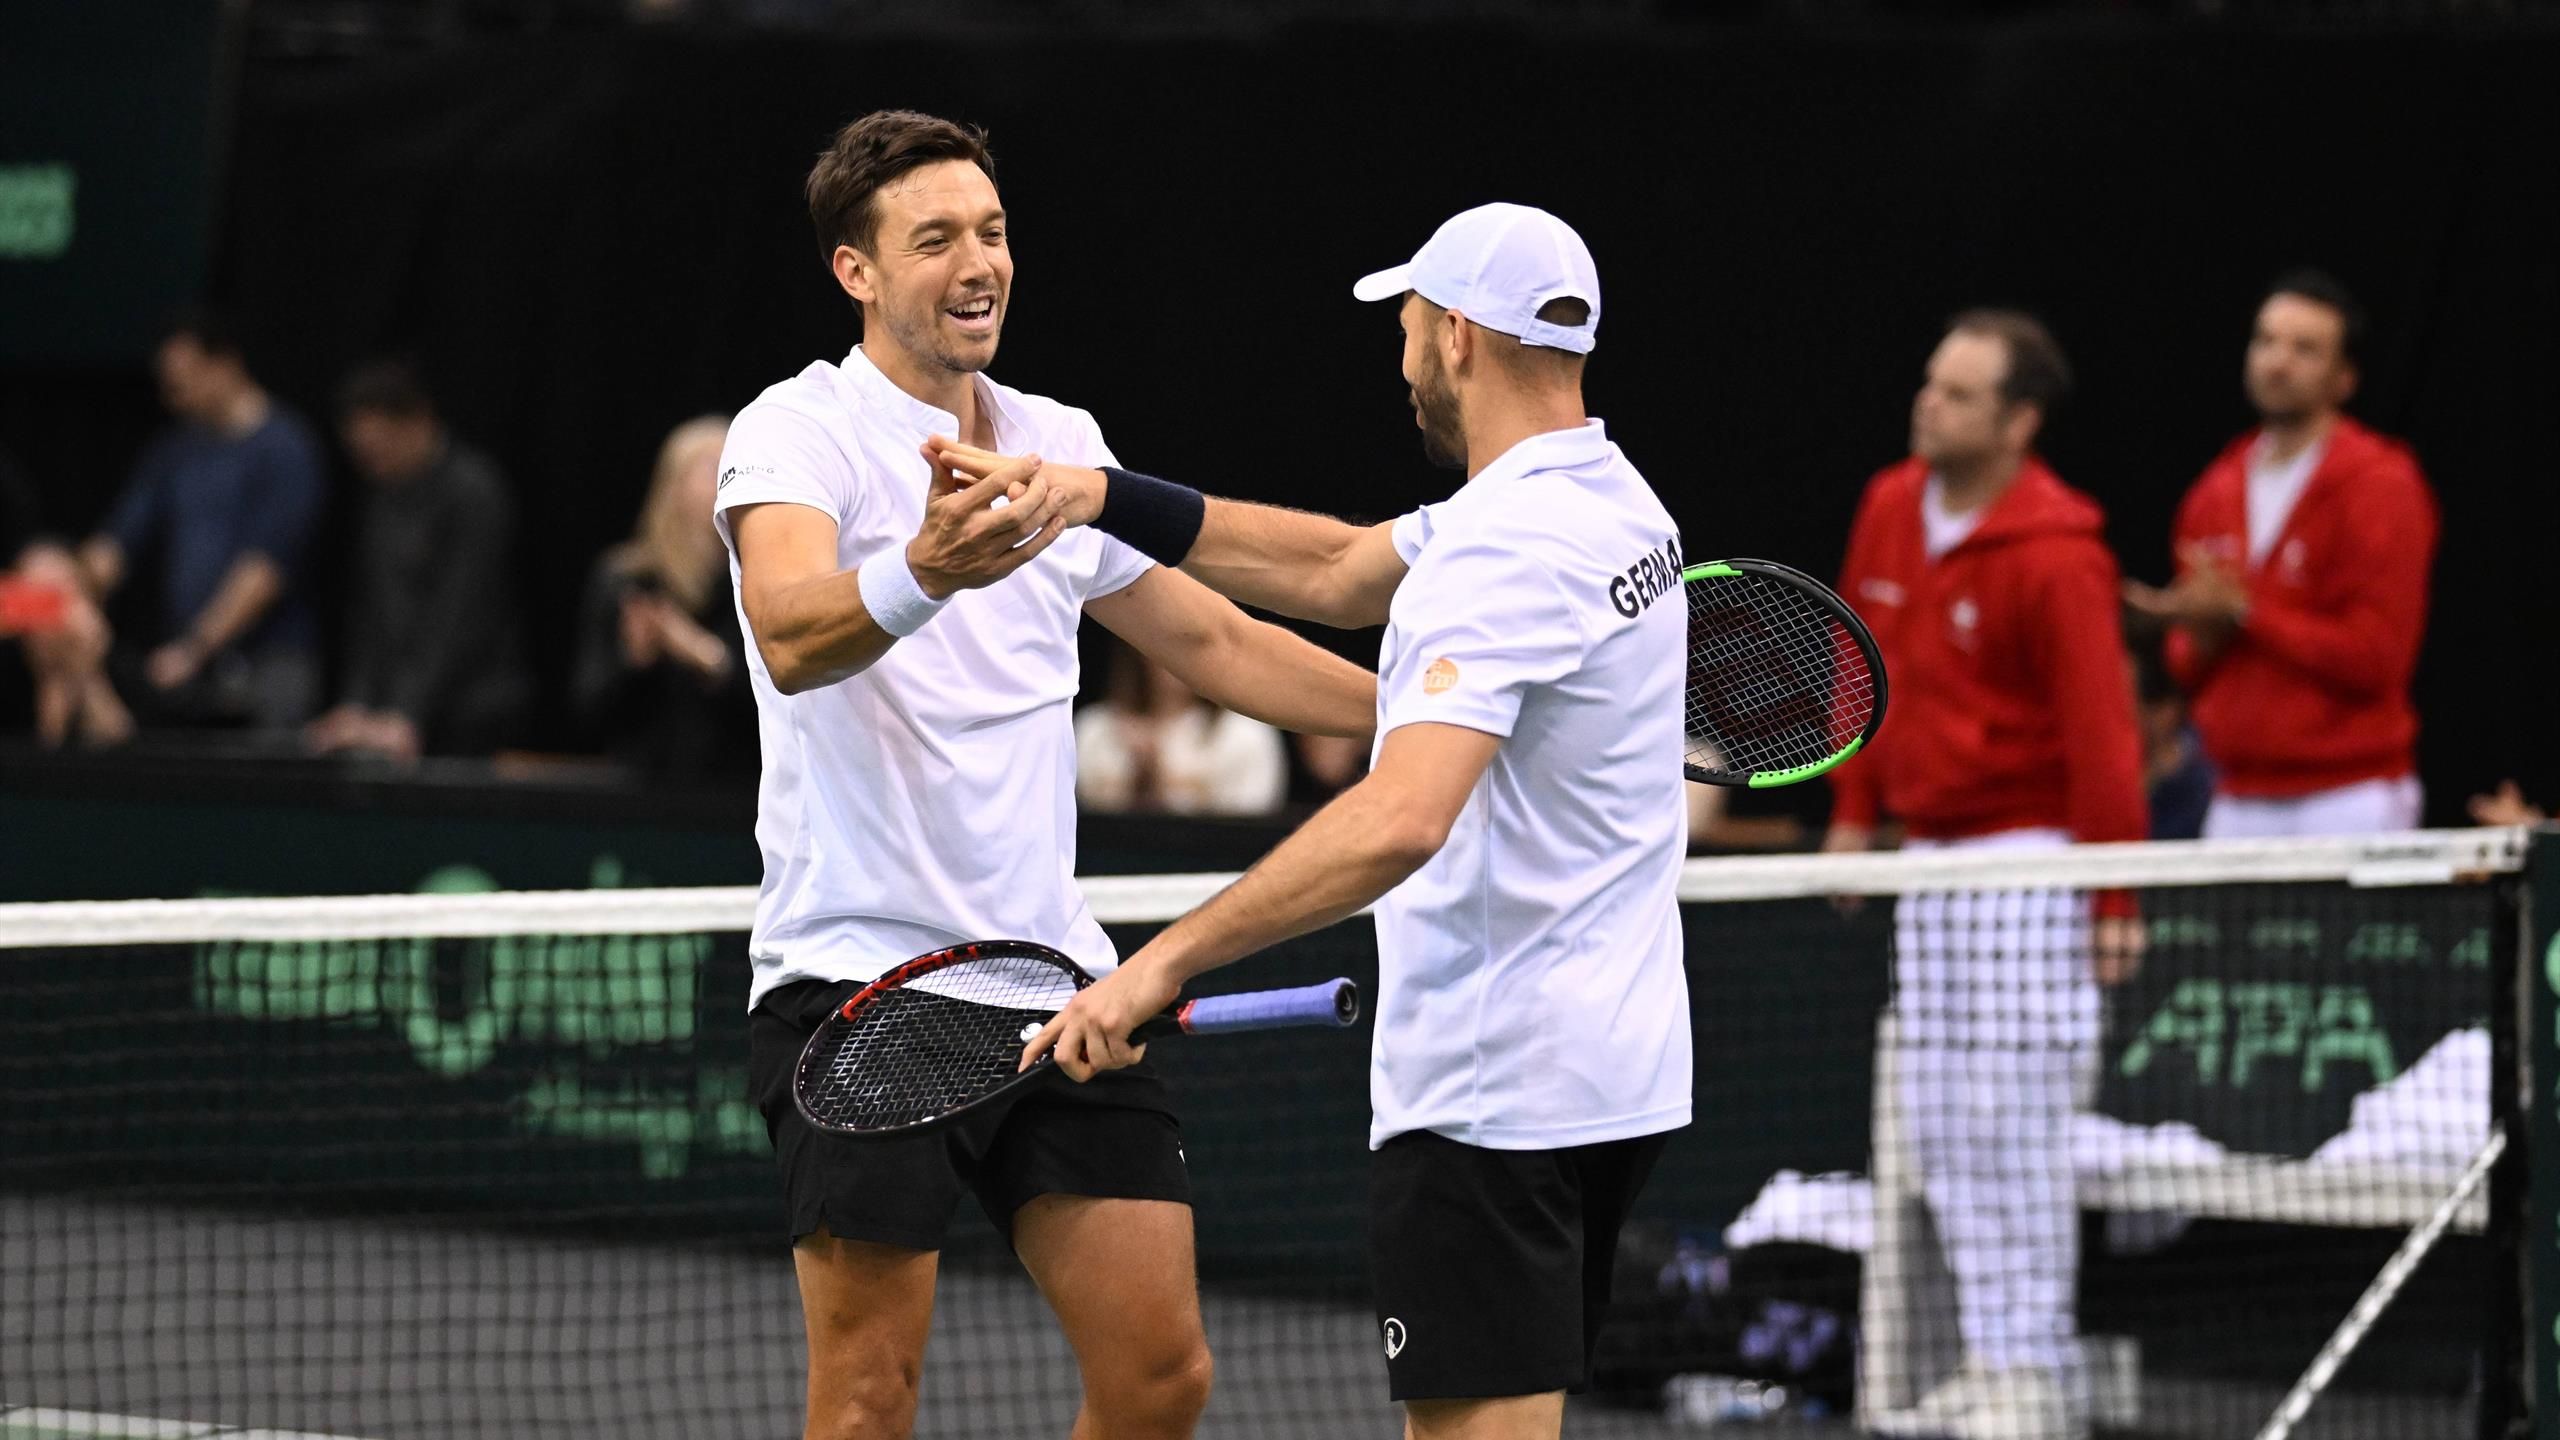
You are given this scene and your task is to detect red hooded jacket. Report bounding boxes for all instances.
[2162,416,2435,798]
[1829,457,2147,845]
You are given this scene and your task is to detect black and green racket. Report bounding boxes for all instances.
[1680,559,1887,787]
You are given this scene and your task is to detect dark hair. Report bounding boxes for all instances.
[1947,307,2072,417]
[806,110,996,262]
[337,357,436,421]
[2264,268,2367,367]
[163,305,245,364]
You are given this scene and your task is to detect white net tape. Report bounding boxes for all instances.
[0,828,2525,949]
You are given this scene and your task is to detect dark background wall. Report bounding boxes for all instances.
[5,14,2555,821]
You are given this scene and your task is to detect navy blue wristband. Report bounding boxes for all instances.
[1096,467,1207,567]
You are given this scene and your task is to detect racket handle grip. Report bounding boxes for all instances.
[1132,978,1361,1039]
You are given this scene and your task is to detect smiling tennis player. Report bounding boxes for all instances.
[716,110,1375,1440]
[939,203,1692,1440]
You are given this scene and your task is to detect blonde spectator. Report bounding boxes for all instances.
[572,415,755,778]
[1076,635,1286,815]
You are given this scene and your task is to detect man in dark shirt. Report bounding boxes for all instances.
[75,310,327,731]
[305,360,527,760]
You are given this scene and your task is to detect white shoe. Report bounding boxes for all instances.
[1867,1360,2083,1440]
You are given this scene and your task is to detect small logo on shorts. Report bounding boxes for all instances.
[1422,658,1459,695]
[1382,1317,1407,1359]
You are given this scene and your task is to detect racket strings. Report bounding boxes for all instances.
[1686,572,1877,778]
[795,959,1080,1132]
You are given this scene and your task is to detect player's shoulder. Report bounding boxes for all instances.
[733,361,849,432]
[1430,465,1669,584]
[723,363,866,473]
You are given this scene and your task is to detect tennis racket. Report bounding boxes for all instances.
[1681,559,1887,787]
[793,939,1359,1139]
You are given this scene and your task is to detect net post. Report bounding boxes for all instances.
[2486,851,2532,1440]
[2525,827,2560,1440]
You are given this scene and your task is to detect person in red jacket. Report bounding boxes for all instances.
[1826,310,2147,1440]
[2125,271,2436,837]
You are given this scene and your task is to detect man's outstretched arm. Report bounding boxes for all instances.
[1021,721,1498,1079]
[1086,563,1376,738]
[925,437,1408,629]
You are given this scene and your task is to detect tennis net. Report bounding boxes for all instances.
[0,829,2531,1439]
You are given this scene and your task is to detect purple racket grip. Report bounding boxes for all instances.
[1173,978,1360,1036]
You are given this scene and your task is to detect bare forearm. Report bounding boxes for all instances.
[1147,780,1434,985]
[188,556,282,652]
[1185,499,1375,626]
[1172,618,1375,738]
[754,569,897,692]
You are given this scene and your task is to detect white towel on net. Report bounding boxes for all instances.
[2310,1025,2490,1174]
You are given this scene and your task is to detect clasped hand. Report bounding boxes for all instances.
[905,445,1071,598]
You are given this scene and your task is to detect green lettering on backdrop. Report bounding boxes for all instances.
[2303,986,2397,1091]
[520,1065,766,1179]
[2343,921,2427,966]
[2122,979,2227,1084]
[2226,982,2310,1089]
[192,857,757,1177]
[2120,980,2397,1092]
[0,164,76,260]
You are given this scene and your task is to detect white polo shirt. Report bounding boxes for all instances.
[712,347,1153,1010]
[1371,420,1691,1151]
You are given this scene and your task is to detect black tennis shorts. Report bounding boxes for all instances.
[1369,1127,1673,1402]
[748,977,1191,1250]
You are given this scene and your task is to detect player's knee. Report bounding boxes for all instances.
[1162,1340,1215,1420]
[805,1361,923,1440]
[1091,1337,1213,1433]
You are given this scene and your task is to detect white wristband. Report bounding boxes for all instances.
[857,548,949,638]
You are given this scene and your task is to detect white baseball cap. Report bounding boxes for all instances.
[1351,202,1601,355]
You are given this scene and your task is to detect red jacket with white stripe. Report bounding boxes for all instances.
[2162,416,2436,798]
[1828,457,2148,846]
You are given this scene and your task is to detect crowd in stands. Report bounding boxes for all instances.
[0,281,2537,834]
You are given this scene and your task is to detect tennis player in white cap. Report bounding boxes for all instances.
[931,202,1692,1440]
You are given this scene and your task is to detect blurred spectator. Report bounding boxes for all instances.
[573,415,756,778]
[6,442,120,745]
[9,541,122,749]
[305,359,530,762]
[2126,620,2214,841]
[2,444,60,739]
[1823,310,2145,1440]
[2126,271,2437,838]
[71,309,326,733]
[2469,782,2545,827]
[1076,634,1285,816]
[1290,730,1370,803]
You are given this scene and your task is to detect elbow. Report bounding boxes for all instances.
[760,639,828,696]
[1309,574,1387,630]
[1374,806,1454,873]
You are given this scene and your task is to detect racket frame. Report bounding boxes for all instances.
[791,939,1082,1139]
[790,939,1360,1140]
[1679,557,1889,789]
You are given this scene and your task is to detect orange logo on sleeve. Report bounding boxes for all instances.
[1422,657,1460,695]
